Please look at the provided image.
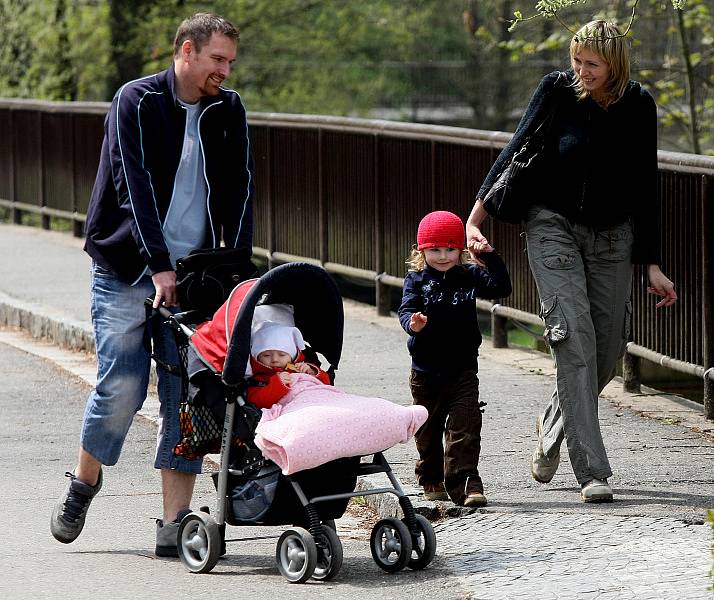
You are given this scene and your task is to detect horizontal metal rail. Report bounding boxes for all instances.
[255,245,713,393]
[1,99,712,419]
[0,198,86,222]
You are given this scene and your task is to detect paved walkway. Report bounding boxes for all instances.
[1,223,713,599]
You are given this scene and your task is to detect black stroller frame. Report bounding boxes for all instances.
[152,262,436,582]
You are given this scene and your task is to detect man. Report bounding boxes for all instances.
[50,12,254,557]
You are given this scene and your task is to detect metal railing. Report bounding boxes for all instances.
[1,98,712,418]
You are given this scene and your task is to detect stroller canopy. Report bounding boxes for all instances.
[210,262,344,386]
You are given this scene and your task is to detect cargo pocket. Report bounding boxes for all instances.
[540,295,568,346]
[541,239,577,270]
[595,224,633,262]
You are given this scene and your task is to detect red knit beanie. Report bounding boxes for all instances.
[416,211,465,250]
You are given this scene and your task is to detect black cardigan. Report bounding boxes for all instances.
[477,70,660,265]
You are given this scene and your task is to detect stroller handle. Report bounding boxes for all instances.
[144,297,174,319]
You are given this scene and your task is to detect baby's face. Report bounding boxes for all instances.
[256,349,292,369]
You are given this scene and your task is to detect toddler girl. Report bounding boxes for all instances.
[398,210,511,507]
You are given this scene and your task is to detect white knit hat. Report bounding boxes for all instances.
[251,323,305,360]
[252,303,295,334]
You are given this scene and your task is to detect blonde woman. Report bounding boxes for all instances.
[466,20,677,503]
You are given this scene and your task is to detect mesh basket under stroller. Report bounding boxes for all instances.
[151,262,436,582]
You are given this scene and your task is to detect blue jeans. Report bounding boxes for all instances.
[80,262,202,474]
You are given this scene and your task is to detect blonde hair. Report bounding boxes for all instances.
[570,20,630,106]
[406,246,469,272]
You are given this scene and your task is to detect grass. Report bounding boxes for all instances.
[0,210,75,233]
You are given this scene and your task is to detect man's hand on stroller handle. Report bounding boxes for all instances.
[151,270,177,308]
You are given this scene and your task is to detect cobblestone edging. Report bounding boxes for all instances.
[434,511,712,599]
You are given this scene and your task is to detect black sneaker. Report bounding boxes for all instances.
[50,469,103,543]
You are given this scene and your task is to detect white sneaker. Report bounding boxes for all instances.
[580,478,613,503]
[530,415,559,483]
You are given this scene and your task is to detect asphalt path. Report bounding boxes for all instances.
[0,341,467,600]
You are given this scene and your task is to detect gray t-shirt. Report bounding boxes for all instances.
[162,100,209,266]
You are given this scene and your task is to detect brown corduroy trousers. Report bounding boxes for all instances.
[409,368,483,504]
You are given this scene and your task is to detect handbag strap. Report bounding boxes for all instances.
[528,71,567,142]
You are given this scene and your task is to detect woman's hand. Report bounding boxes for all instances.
[410,312,428,332]
[466,200,494,266]
[647,265,678,308]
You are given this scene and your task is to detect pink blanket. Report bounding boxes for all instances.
[253,374,428,475]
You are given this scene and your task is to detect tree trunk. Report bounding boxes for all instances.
[493,0,512,131]
[675,8,701,154]
[107,0,150,95]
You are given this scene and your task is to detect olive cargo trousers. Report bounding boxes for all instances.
[525,207,633,485]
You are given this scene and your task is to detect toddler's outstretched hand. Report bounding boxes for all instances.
[278,372,293,386]
[410,312,428,332]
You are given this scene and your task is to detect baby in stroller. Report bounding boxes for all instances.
[247,322,331,408]
[156,262,435,582]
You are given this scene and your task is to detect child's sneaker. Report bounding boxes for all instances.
[50,469,103,543]
[463,491,488,507]
[423,482,448,501]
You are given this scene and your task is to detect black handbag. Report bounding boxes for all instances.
[482,74,564,224]
[175,246,259,315]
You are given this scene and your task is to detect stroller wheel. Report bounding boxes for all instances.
[402,514,437,570]
[276,527,318,583]
[370,517,413,573]
[312,525,343,581]
[177,512,221,574]
[322,519,336,531]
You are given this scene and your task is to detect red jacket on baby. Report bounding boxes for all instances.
[247,352,331,409]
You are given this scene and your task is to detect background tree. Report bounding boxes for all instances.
[0,0,709,154]
[506,0,713,153]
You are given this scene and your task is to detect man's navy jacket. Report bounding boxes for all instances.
[84,65,254,284]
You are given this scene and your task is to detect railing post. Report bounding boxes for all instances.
[491,310,508,348]
[266,126,276,271]
[10,109,21,225]
[40,111,49,230]
[622,350,642,394]
[431,139,437,211]
[374,135,390,316]
[702,175,713,420]
[70,113,82,238]
[318,128,328,266]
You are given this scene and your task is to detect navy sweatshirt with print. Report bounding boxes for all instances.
[398,252,512,376]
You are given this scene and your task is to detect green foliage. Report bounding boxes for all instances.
[0,0,709,154]
[0,0,114,100]
[506,0,712,154]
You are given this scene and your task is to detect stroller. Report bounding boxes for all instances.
[151,262,436,582]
